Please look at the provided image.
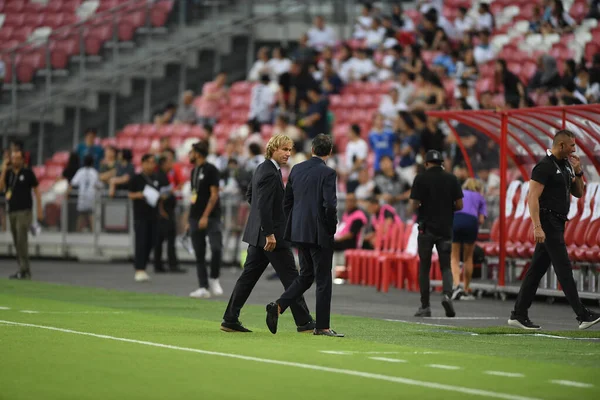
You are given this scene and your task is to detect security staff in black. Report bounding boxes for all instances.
[128,154,160,282]
[409,150,463,318]
[509,130,600,330]
[187,142,223,299]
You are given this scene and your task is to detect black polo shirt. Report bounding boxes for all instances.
[4,168,38,213]
[189,161,220,221]
[129,172,159,221]
[531,153,573,216]
[410,166,463,238]
[155,170,176,215]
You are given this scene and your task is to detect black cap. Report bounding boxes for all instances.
[425,149,443,164]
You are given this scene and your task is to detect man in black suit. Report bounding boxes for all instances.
[266,134,344,337]
[221,134,315,333]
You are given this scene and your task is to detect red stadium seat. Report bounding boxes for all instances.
[122,124,142,137]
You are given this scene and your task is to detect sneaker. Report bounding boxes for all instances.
[134,270,150,282]
[441,295,456,317]
[208,278,223,296]
[414,307,431,317]
[461,293,476,301]
[189,288,211,299]
[451,286,463,301]
[508,315,541,330]
[578,311,600,330]
[9,270,31,280]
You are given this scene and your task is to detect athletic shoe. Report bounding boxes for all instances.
[220,321,252,332]
[208,278,223,296]
[508,315,541,330]
[578,311,600,330]
[442,295,456,317]
[9,270,31,280]
[414,307,431,317]
[451,286,464,301]
[461,293,476,301]
[134,270,150,282]
[189,288,211,298]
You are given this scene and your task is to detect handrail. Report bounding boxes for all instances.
[0,0,308,122]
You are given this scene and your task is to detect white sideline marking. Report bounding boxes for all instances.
[428,364,462,370]
[425,317,500,320]
[320,351,400,355]
[0,306,10,310]
[369,357,407,363]
[320,351,352,355]
[0,319,542,400]
[550,380,593,388]
[20,310,39,314]
[485,371,525,378]
[384,319,454,328]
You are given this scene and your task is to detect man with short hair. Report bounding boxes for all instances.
[128,154,160,282]
[266,134,343,337]
[187,142,223,298]
[0,150,43,279]
[76,128,104,170]
[509,130,600,330]
[410,150,464,318]
[221,135,315,333]
[174,90,197,125]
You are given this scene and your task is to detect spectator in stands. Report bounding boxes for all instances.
[61,152,81,184]
[292,34,315,65]
[333,193,367,251]
[476,3,494,32]
[369,113,396,172]
[352,168,377,202]
[396,112,420,184]
[298,87,329,139]
[10,140,30,167]
[374,155,411,216]
[473,30,495,65]
[417,8,441,50]
[587,0,600,19]
[284,62,317,111]
[245,142,265,175]
[529,5,544,34]
[545,0,574,33]
[432,42,458,77]
[154,103,176,125]
[336,44,354,83]
[69,154,102,233]
[414,112,446,156]
[76,128,104,170]
[99,146,118,186]
[391,4,415,33]
[454,7,474,39]
[377,45,400,81]
[354,3,374,39]
[395,69,416,105]
[307,15,336,52]
[196,72,228,128]
[344,124,368,183]
[455,48,479,88]
[562,58,577,87]
[248,74,275,126]
[365,17,387,49]
[576,67,600,103]
[363,196,401,249]
[203,124,217,156]
[457,82,479,110]
[319,60,343,95]
[453,163,469,186]
[248,47,271,82]
[215,139,240,172]
[528,55,562,91]
[559,80,587,104]
[478,91,496,110]
[163,148,185,191]
[451,178,487,301]
[589,54,600,85]
[174,91,197,125]
[495,59,526,108]
[268,47,292,81]
[108,149,134,197]
[409,71,445,110]
[379,87,407,127]
[346,48,377,83]
[220,158,242,195]
[1,149,42,280]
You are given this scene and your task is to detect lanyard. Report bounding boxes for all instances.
[8,170,20,191]
[141,173,155,187]
[191,165,204,192]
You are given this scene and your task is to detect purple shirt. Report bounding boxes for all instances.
[456,189,487,218]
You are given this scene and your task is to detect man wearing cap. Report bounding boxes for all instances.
[409,150,464,318]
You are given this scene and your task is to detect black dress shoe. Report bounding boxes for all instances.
[297,320,316,333]
[169,267,188,274]
[220,321,252,333]
[414,307,431,317]
[314,329,345,337]
[266,302,279,334]
[9,270,31,280]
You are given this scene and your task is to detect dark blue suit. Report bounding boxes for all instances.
[278,157,338,329]
[223,159,312,326]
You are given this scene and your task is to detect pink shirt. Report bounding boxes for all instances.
[195,82,226,118]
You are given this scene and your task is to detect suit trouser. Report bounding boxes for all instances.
[154,215,178,270]
[9,210,32,272]
[513,212,587,318]
[418,232,453,308]
[190,216,222,288]
[134,219,157,271]
[278,245,333,330]
[223,245,312,326]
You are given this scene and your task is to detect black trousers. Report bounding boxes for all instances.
[134,219,157,271]
[418,232,453,308]
[154,216,178,270]
[513,212,587,318]
[332,238,356,251]
[190,216,223,288]
[278,245,333,330]
[223,245,312,326]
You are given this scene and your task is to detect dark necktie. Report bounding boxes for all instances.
[277,169,283,184]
